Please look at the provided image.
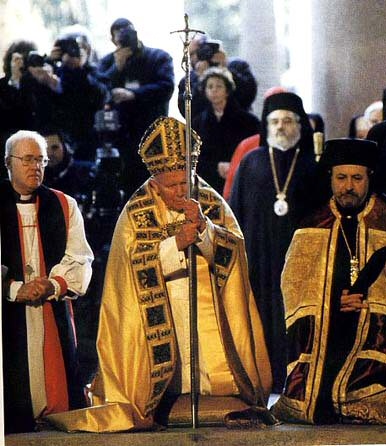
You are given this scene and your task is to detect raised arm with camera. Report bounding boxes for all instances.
[97,19,174,108]
[49,27,108,160]
[178,35,258,118]
[95,18,175,197]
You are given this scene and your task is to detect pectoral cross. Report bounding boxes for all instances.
[350,256,359,286]
[25,263,34,282]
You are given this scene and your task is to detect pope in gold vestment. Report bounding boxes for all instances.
[48,117,272,432]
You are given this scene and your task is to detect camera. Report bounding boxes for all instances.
[196,40,221,63]
[54,37,81,58]
[25,51,47,68]
[91,106,123,219]
[116,27,138,50]
[94,107,120,134]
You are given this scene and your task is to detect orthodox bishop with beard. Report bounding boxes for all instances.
[272,138,386,424]
[229,92,320,393]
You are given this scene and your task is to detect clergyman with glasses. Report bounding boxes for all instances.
[229,92,321,394]
[0,129,93,433]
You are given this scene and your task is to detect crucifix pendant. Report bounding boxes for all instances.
[25,263,34,281]
[350,256,359,286]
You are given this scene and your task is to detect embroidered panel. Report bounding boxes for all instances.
[127,187,176,416]
[214,232,238,289]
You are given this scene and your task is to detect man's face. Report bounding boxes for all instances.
[151,170,187,212]
[7,138,46,195]
[45,134,64,167]
[331,164,370,210]
[267,109,301,150]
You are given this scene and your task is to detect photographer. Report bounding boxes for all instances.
[50,25,108,161]
[0,40,38,178]
[0,40,61,177]
[178,35,258,119]
[97,18,174,197]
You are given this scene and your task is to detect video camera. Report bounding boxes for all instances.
[91,106,123,219]
[116,27,138,51]
[54,37,81,58]
[25,51,48,68]
[196,39,222,63]
[94,107,120,134]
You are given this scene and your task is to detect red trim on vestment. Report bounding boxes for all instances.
[52,275,68,296]
[49,191,70,294]
[66,300,77,347]
[34,195,69,414]
[16,209,27,278]
[42,302,69,414]
[51,189,69,237]
[35,197,47,277]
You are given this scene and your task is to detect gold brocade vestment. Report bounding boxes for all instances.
[48,178,271,432]
[272,194,386,424]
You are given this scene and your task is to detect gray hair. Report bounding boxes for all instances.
[5,130,48,160]
[364,100,383,120]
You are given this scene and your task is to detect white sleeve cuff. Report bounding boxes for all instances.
[195,218,215,261]
[8,281,24,302]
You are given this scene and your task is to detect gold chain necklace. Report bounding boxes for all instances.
[269,146,300,216]
[339,219,360,286]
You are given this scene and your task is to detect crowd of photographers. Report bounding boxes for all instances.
[0,17,258,209]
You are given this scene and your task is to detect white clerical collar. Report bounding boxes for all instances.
[271,144,293,152]
[20,194,32,200]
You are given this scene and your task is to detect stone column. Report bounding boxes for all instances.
[239,0,280,116]
[311,0,386,138]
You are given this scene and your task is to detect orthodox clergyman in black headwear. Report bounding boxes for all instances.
[47,116,273,432]
[272,138,386,424]
[229,92,320,393]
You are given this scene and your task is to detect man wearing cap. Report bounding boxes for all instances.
[97,18,174,197]
[229,92,320,393]
[47,116,273,432]
[271,138,386,424]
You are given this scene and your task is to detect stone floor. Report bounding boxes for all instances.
[5,424,386,446]
[5,396,386,446]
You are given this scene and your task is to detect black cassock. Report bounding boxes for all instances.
[229,145,319,392]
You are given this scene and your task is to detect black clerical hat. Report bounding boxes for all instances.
[260,92,314,151]
[263,92,307,118]
[320,138,379,170]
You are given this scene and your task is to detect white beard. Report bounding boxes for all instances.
[267,132,301,151]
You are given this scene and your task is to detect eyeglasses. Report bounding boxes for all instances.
[9,154,49,167]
